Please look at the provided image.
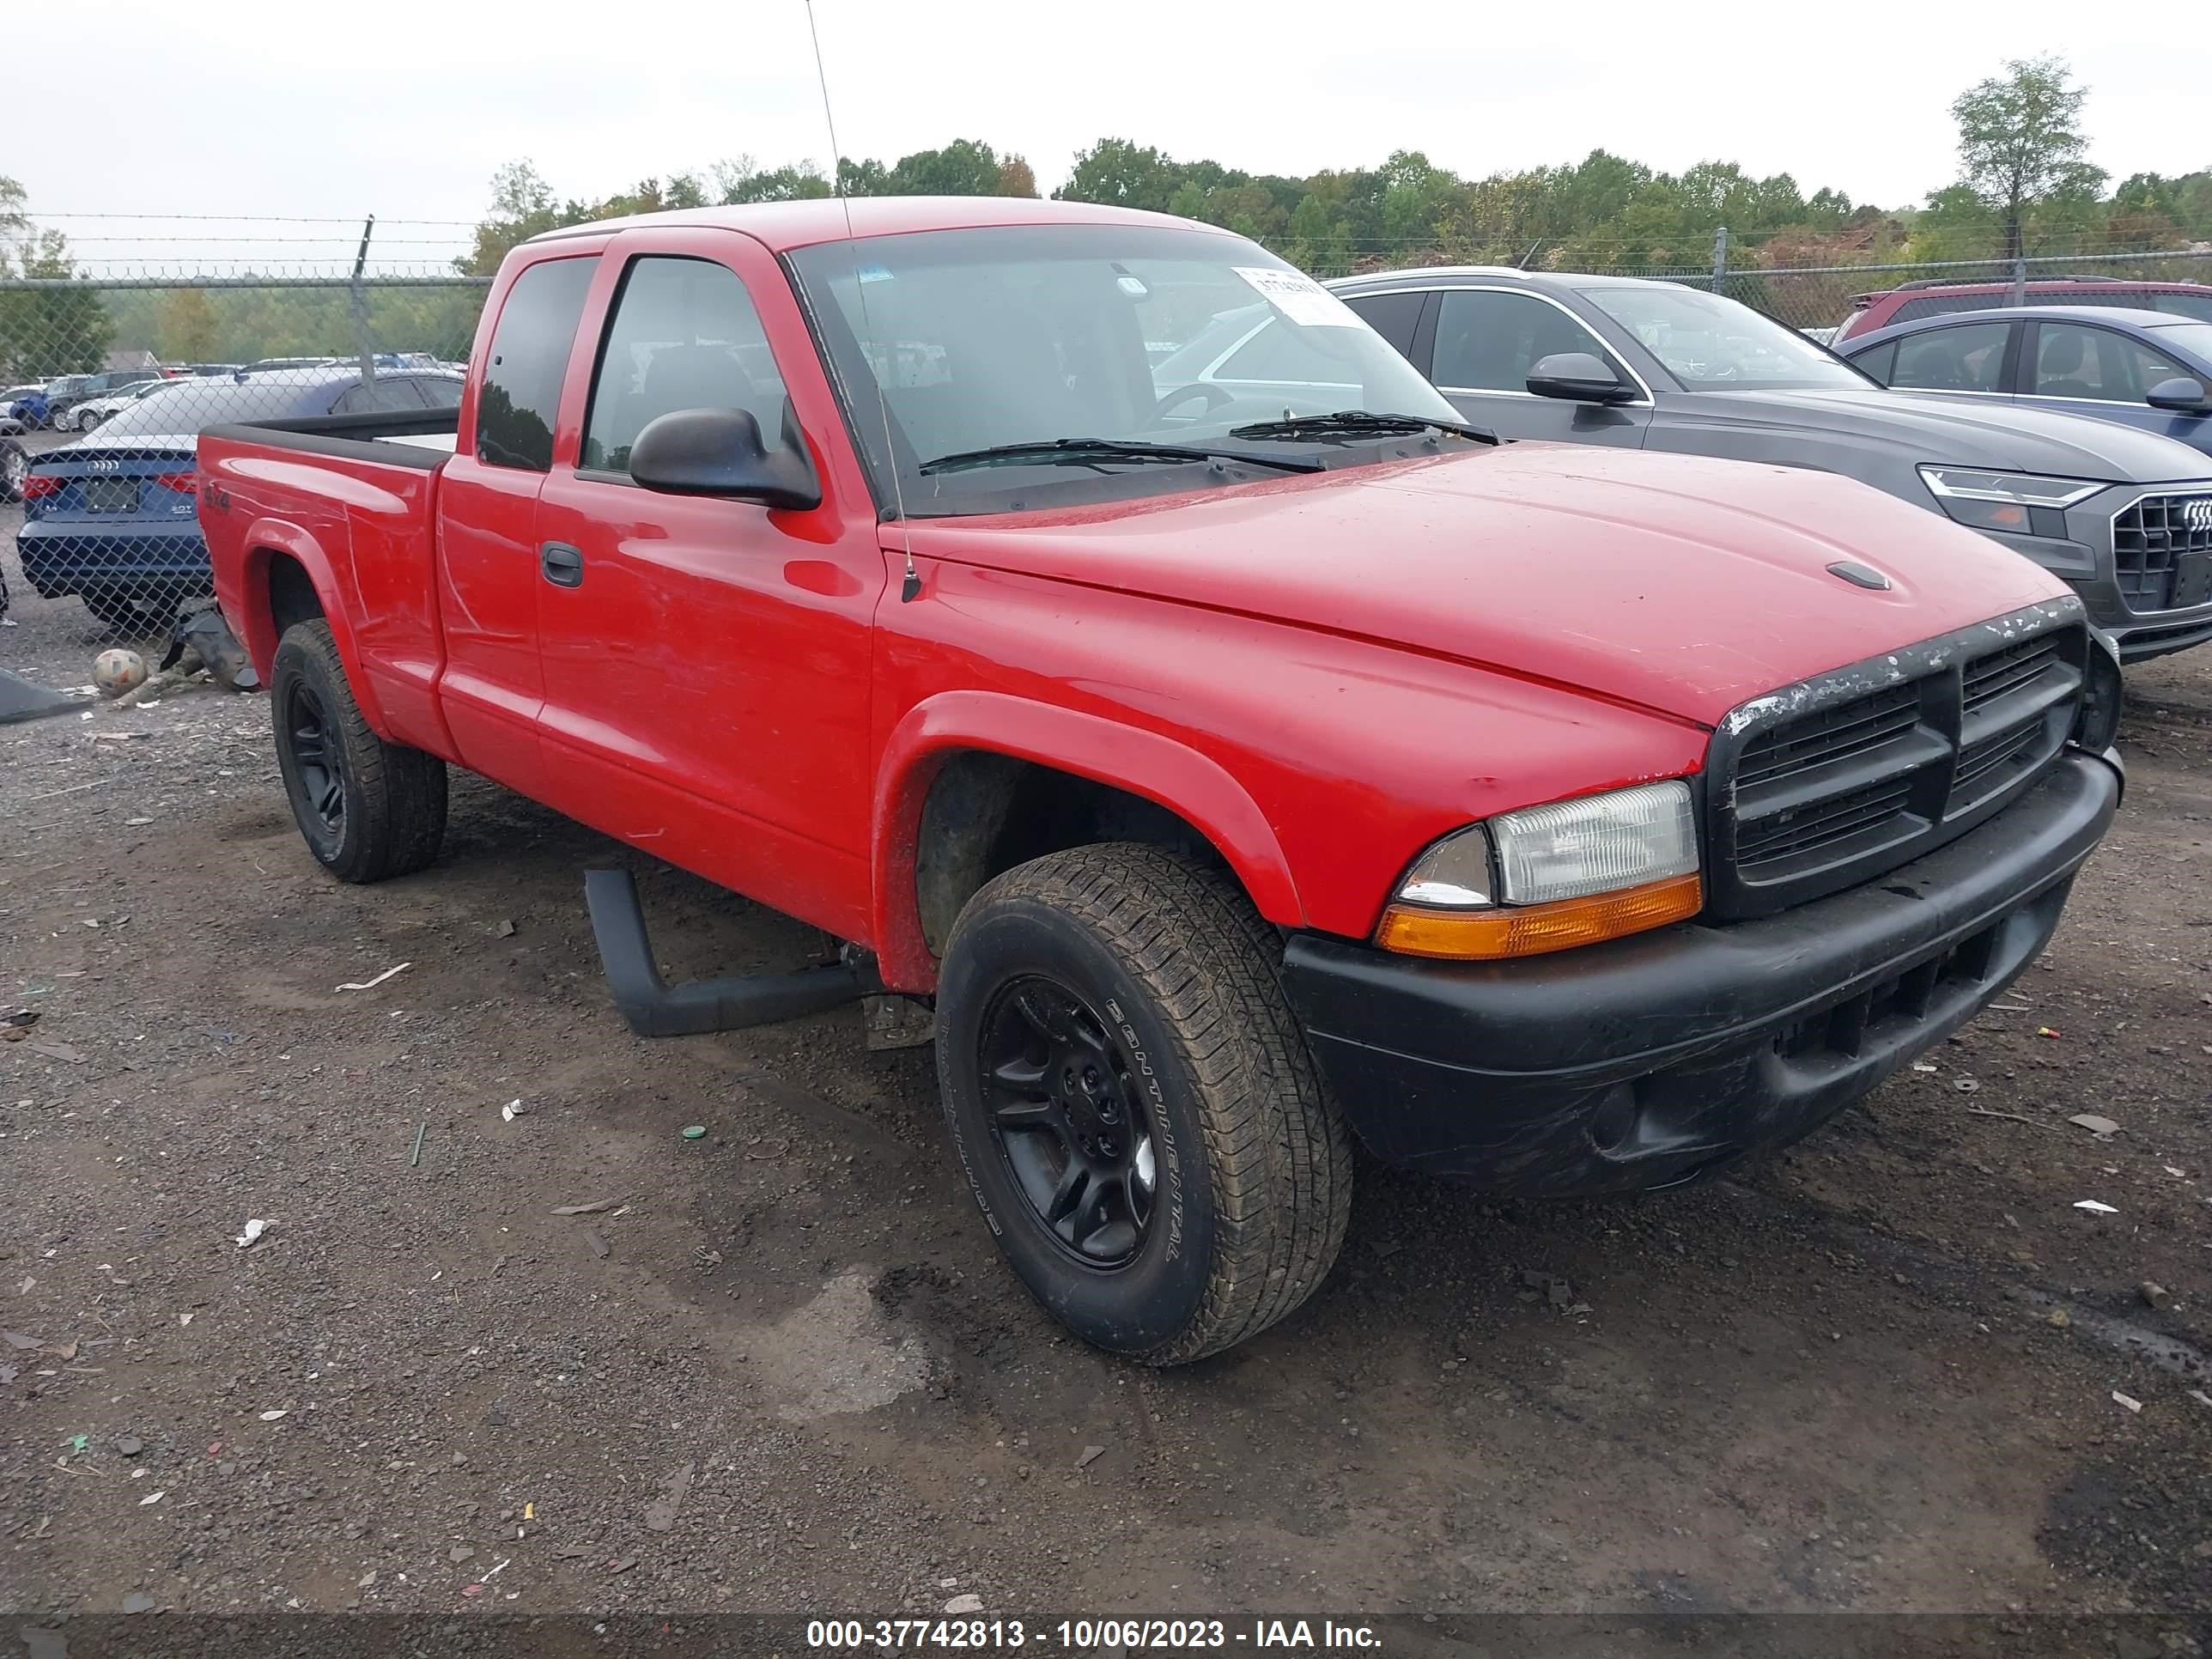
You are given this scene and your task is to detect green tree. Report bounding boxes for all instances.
[888,139,1006,196]
[456,161,569,276]
[714,156,834,203]
[1947,56,2106,260]
[0,177,112,377]
[1057,139,1178,211]
[156,287,222,361]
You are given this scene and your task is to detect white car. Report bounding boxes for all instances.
[60,376,187,433]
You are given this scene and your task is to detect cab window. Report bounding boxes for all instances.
[475,256,596,471]
[582,256,789,475]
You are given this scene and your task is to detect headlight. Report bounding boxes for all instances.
[1376,781,1702,960]
[1918,466,2101,535]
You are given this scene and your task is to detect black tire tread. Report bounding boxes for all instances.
[274,619,447,882]
[951,844,1352,1364]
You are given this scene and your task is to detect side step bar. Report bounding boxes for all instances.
[584,868,878,1038]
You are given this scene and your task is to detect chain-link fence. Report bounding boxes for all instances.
[5,233,2211,666]
[1,268,483,665]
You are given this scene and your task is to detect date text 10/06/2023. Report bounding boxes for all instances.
[805,1620,1383,1650]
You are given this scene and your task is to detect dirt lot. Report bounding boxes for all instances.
[3,457,2209,1635]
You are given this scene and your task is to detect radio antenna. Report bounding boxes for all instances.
[805,0,919,601]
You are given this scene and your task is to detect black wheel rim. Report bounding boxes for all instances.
[285,684,345,838]
[978,975,1158,1269]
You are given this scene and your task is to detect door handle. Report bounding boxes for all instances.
[540,541,584,588]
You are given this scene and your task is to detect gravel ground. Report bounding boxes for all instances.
[2,459,2209,1633]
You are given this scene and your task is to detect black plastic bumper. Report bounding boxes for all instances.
[1281,750,2121,1194]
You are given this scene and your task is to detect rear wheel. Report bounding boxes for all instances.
[271,619,447,882]
[77,407,105,431]
[0,441,25,503]
[935,844,1352,1364]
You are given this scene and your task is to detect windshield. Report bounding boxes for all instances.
[93,373,331,438]
[787,224,1465,513]
[1581,286,1872,391]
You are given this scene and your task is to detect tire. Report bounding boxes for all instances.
[0,440,25,504]
[77,407,104,431]
[935,844,1352,1364]
[270,618,447,882]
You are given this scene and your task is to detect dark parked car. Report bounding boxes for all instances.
[1318,268,2212,662]
[17,368,462,627]
[1834,274,2212,344]
[1840,307,2212,460]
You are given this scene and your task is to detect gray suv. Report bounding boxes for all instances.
[1310,269,2212,663]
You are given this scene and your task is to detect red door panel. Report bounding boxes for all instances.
[526,227,885,942]
[435,457,553,786]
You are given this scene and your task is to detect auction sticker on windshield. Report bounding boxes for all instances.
[1234,267,1362,327]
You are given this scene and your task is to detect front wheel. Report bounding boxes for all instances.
[935,844,1352,1364]
[271,619,447,882]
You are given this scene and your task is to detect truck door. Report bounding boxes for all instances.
[530,231,883,943]
[434,253,598,793]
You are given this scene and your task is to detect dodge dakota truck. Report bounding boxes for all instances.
[199,198,2123,1364]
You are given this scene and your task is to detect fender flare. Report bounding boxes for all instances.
[870,690,1304,992]
[233,519,390,733]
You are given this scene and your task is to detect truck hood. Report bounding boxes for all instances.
[903,444,2073,729]
[1659,386,2212,483]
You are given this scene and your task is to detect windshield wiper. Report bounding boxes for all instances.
[1227,410,1498,446]
[918,437,1322,477]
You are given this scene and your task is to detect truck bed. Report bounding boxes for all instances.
[199,410,461,760]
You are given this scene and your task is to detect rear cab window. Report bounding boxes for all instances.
[476,257,598,471]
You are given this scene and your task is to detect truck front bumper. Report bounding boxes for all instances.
[1281,750,2121,1194]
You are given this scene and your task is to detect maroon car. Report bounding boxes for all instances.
[1836,274,2212,343]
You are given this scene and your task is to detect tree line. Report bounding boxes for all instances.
[4,57,2209,379]
[454,58,2212,283]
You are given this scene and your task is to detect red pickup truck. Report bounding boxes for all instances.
[201,198,2123,1364]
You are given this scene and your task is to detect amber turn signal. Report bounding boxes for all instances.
[1375,872,1703,961]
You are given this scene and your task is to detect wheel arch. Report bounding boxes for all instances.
[233,525,390,732]
[871,691,1304,993]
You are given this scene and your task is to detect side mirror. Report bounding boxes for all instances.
[1527,352,1637,405]
[628,405,822,510]
[2146,375,2212,414]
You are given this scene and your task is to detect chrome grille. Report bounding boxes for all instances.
[2112,493,2212,613]
[1709,608,2087,921]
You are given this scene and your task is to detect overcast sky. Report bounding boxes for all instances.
[9,0,2206,271]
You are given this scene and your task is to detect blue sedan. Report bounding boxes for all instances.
[16,368,460,628]
[1841,305,2212,460]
